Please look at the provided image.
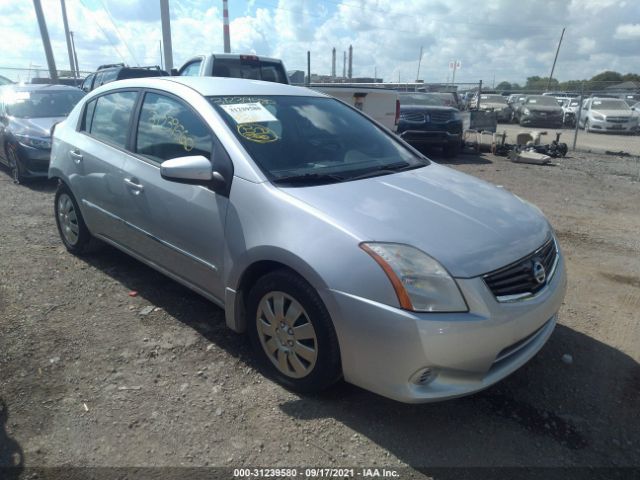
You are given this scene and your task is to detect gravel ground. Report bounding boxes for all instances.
[0,149,639,477]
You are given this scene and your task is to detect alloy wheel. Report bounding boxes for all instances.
[256,291,318,379]
[57,193,80,246]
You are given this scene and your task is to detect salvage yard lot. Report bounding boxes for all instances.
[0,150,639,473]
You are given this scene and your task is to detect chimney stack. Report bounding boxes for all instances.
[348,45,353,79]
[331,47,336,78]
[222,0,230,53]
[343,51,346,78]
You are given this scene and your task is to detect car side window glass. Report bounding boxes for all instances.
[136,92,212,162]
[80,99,97,132]
[89,91,137,148]
[81,74,94,92]
[101,70,118,85]
[181,61,201,76]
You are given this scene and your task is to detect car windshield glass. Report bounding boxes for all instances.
[481,95,507,104]
[210,95,426,184]
[4,89,85,118]
[526,96,558,106]
[591,99,630,110]
[399,93,446,106]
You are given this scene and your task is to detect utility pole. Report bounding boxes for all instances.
[222,0,231,53]
[160,0,173,71]
[306,51,310,86]
[33,0,58,83]
[416,46,423,82]
[60,0,76,78]
[70,31,79,76]
[547,27,565,91]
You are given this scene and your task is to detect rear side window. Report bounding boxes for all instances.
[88,91,137,148]
[135,92,212,162]
[81,74,95,92]
[180,61,202,76]
[100,69,118,85]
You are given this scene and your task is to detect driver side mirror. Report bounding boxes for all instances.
[160,155,226,192]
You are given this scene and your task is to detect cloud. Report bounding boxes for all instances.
[0,0,638,85]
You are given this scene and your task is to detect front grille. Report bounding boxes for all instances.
[430,111,453,122]
[483,239,558,301]
[606,116,629,123]
[400,112,426,122]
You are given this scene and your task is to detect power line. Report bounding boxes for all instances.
[96,0,141,65]
[77,0,127,64]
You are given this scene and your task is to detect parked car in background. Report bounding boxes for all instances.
[49,76,566,403]
[512,95,563,128]
[559,98,580,127]
[477,94,511,122]
[81,64,169,93]
[397,92,463,157]
[178,54,289,84]
[579,97,638,133]
[0,84,84,183]
[0,75,14,86]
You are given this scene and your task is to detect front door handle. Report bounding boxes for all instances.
[69,149,83,163]
[124,177,144,194]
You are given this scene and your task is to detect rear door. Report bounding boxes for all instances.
[71,90,138,243]
[120,91,230,299]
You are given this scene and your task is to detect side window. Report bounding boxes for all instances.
[89,91,137,148]
[94,72,104,88]
[135,92,212,162]
[80,99,97,132]
[81,74,95,92]
[180,61,202,76]
[100,70,118,85]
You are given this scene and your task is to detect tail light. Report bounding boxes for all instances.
[395,99,400,125]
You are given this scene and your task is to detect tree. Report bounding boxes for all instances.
[525,76,559,92]
[590,71,623,83]
[496,81,512,91]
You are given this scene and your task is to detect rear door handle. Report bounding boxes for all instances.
[69,149,83,163]
[124,177,144,193]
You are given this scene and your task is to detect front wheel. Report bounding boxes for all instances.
[8,145,25,184]
[247,270,341,393]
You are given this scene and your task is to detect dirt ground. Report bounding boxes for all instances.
[0,148,639,477]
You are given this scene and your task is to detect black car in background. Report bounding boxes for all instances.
[81,64,169,93]
[0,84,84,183]
[397,92,463,158]
[512,95,564,127]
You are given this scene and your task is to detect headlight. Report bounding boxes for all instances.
[523,108,531,115]
[15,134,51,149]
[452,111,462,121]
[360,242,468,312]
[592,113,605,121]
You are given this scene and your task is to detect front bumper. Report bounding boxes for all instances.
[587,118,637,133]
[398,130,462,146]
[17,144,51,177]
[520,114,563,127]
[321,252,567,403]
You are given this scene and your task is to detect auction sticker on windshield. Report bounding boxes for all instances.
[237,123,279,143]
[220,102,277,124]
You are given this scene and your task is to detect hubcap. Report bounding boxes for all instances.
[256,291,318,379]
[57,193,79,245]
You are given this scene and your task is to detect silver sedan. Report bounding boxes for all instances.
[49,77,566,403]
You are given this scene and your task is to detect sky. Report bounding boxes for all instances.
[0,0,639,85]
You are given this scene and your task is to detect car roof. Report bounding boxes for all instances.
[96,76,325,98]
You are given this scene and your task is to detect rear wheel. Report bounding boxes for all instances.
[54,183,93,254]
[247,269,341,393]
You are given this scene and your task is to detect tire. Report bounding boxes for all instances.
[442,142,460,159]
[7,145,25,184]
[247,269,341,393]
[584,119,590,132]
[54,183,93,254]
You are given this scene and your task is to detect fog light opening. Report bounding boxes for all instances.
[411,367,437,386]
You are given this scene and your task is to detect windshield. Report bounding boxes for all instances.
[210,95,426,184]
[399,93,447,106]
[212,58,288,84]
[526,96,559,106]
[481,95,507,104]
[4,89,85,118]
[591,99,630,110]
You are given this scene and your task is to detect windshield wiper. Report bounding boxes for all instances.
[348,161,420,181]
[272,172,346,185]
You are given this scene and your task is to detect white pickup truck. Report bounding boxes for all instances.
[176,54,399,132]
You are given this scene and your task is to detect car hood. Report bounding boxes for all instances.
[523,105,562,113]
[591,109,633,118]
[9,116,64,137]
[281,163,551,278]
